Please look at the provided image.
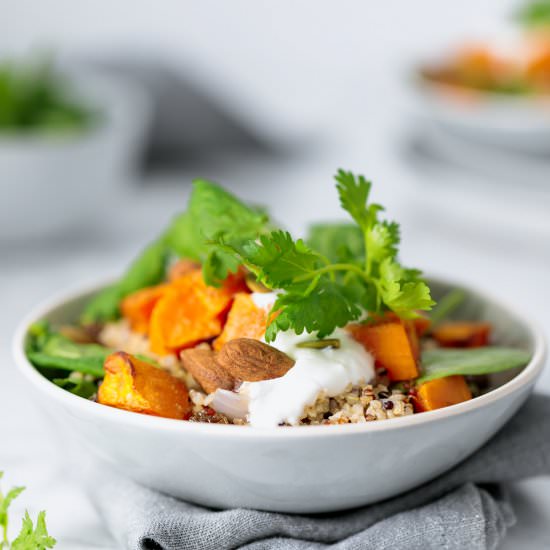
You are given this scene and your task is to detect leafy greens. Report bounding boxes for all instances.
[0,472,55,550]
[418,347,532,384]
[82,180,271,323]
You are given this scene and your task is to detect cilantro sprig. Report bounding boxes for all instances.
[215,170,435,341]
[83,169,433,339]
[0,472,56,549]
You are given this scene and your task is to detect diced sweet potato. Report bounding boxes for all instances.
[526,49,550,89]
[167,259,201,282]
[149,270,236,355]
[97,352,190,419]
[121,284,167,334]
[348,319,419,381]
[415,375,472,412]
[432,322,491,348]
[213,293,267,351]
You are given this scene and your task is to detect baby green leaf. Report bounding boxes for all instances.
[52,376,98,399]
[11,511,56,550]
[307,223,364,263]
[1,483,25,547]
[417,347,532,384]
[82,238,169,324]
[28,352,105,378]
[429,289,466,327]
[26,324,110,379]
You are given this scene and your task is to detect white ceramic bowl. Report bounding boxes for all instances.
[411,75,550,154]
[0,71,150,243]
[13,278,546,513]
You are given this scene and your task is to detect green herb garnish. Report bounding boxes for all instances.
[517,0,550,28]
[214,170,434,341]
[0,472,56,549]
[417,347,532,384]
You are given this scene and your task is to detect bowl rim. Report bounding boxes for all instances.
[12,275,547,439]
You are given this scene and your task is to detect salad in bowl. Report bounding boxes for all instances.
[23,170,532,429]
[413,2,550,152]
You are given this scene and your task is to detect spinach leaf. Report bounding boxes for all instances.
[52,376,98,398]
[28,352,105,378]
[418,347,531,384]
[429,289,465,327]
[81,238,169,324]
[26,321,111,379]
[307,223,364,263]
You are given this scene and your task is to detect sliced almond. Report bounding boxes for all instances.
[218,338,295,382]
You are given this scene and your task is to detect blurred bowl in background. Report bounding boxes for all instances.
[0,69,151,244]
[410,31,550,154]
[411,76,550,154]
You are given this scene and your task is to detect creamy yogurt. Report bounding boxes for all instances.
[239,327,375,428]
[250,291,278,310]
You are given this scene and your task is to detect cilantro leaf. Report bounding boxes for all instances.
[240,231,323,290]
[365,220,400,265]
[1,473,55,550]
[211,169,434,340]
[1,479,25,547]
[307,223,364,263]
[378,259,434,317]
[335,169,382,232]
[11,511,56,550]
[265,280,362,340]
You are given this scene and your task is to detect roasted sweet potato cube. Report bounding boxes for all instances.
[415,375,472,412]
[97,352,190,419]
[213,293,267,351]
[167,259,201,282]
[432,322,491,348]
[149,270,237,355]
[121,284,167,334]
[348,320,420,381]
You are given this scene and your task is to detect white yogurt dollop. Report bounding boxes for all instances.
[239,328,375,428]
[250,291,278,310]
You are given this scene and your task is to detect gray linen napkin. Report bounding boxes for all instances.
[91,394,550,550]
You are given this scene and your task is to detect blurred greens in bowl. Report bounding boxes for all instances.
[0,55,150,243]
[0,56,98,135]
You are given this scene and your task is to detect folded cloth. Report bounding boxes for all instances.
[90,394,550,550]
